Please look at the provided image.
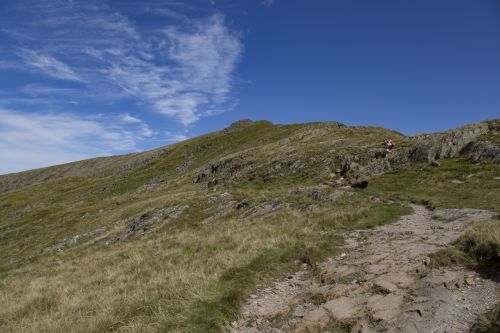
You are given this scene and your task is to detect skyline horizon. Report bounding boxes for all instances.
[1,0,499,174]
[1,115,498,176]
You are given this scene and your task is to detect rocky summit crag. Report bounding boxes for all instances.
[0,119,498,333]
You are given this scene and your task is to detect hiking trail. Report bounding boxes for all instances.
[230,205,498,333]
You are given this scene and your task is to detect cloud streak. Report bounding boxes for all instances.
[18,49,84,82]
[0,1,238,173]
[1,1,243,126]
[0,108,161,174]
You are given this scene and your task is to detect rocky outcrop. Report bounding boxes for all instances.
[194,153,252,185]
[461,141,500,164]
[192,120,499,188]
[223,119,256,134]
[408,122,490,162]
[2,120,498,194]
[338,121,499,184]
[42,205,188,253]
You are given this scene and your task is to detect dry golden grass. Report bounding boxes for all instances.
[1,121,496,332]
[0,195,408,332]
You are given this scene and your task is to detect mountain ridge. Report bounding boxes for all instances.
[1,119,498,195]
[0,118,498,332]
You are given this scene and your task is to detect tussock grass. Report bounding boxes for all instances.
[431,219,500,269]
[0,196,408,332]
[457,219,500,263]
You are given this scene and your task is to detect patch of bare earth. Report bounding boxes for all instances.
[230,205,498,333]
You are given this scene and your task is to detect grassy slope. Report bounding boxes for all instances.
[365,157,500,213]
[0,121,498,332]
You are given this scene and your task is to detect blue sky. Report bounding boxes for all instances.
[0,0,499,174]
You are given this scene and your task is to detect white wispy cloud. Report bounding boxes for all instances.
[0,1,242,173]
[1,1,243,126]
[120,113,142,124]
[0,108,155,174]
[18,49,84,82]
[101,13,242,125]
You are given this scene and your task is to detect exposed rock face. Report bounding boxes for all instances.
[336,121,499,184]
[239,202,289,219]
[42,205,188,253]
[408,122,490,162]
[193,120,499,188]
[194,153,252,185]
[223,119,256,134]
[231,205,498,333]
[461,141,500,164]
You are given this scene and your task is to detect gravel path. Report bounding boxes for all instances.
[230,205,498,333]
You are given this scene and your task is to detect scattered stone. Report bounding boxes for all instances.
[422,270,466,289]
[373,279,400,294]
[430,160,441,167]
[323,296,365,322]
[308,190,347,202]
[367,294,404,322]
[319,284,357,300]
[233,205,498,333]
[239,202,287,219]
[465,276,476,286]
[377,272,415,289]
[293,307,330,333]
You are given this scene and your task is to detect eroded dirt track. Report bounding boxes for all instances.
[231,205,498,333]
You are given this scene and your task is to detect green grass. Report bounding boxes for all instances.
[0,120,413,332]
[0,193,409,332]
[0,120,497,332]
[365,157,500,213]
[431,218,500,269]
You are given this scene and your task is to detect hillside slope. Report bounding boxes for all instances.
[0,119,498,332]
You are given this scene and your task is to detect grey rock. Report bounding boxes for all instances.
[461,140,500,164]
[222,119,255,134]
[430,160,441,167]
[240,202,288,219]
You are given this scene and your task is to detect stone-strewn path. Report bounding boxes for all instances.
[231,205,498,333]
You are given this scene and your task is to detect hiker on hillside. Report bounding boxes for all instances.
[384,139,394,153]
